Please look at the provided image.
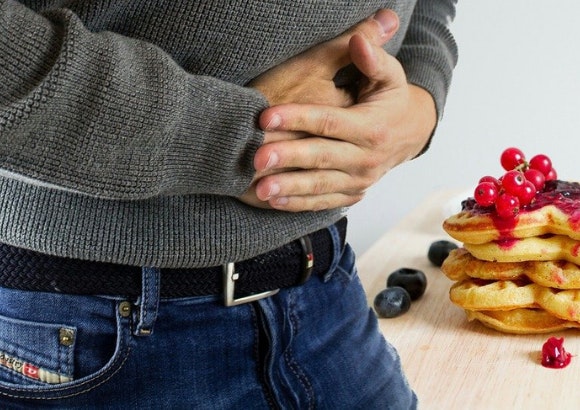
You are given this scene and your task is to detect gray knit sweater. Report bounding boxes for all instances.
[0,0,457,268]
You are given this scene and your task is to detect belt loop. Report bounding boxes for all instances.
[323,221,344,282]
[135,267,161,337]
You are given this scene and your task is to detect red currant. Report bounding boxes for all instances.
[495,193,520,219]
[517,180,537,206]
[501,170,525,195]
[524,168,545,191]
[474,182,499,207]
[500,147,526,171]
[529,154,552,176]
[546,167,558,181]
[478,175,501,188]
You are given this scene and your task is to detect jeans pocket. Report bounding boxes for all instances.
[0,314,75,386]
[0,288,132,401]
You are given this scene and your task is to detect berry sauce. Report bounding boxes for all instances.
[541,336,572,369]
[462,180,580,239]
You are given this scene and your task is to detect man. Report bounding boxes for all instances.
[0,1,457,407]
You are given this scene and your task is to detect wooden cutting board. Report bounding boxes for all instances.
[357,190,580,410]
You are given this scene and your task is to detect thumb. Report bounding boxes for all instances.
[311,9,400,78]
[348,33,406,89]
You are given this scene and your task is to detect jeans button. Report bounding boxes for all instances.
[59,328,75,347]
[119,301,132,318]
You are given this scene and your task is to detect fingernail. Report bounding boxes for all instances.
[265,114,281,130]
[267,183,280,198]
[373,10,397,35]
[265,152,279,169]
[274,197,288,206]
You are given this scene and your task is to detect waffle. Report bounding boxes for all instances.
[465,309,580,334]
[442,247,580,289]
[449,278,537,311]
[443,180,580,245]
[447,266,580,333]
[464,235,580,265]
[451,275,580,321]
[536,288,580,322]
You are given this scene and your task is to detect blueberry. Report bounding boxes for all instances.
[373,287,411,318]
[428,240,458,267]
[387,268,427,300]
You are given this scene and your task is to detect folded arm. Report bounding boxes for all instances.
[0,1,267,200]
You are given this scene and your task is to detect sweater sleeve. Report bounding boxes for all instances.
[0,1,268,200]
[397,0,459,120]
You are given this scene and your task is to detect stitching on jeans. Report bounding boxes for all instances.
[141,271,150,326]
[141,268,155,328]
[138,268,160,333]
[250,304,278,410]
[283,348,315,410]
[284,289,316,410]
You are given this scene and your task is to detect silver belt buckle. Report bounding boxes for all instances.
[222,263,279,307]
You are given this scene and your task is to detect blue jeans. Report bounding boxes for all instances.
[0,225,417,409]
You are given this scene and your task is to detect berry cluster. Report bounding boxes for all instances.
[473,147,557,218]
[373,240,459,319]
[374,267,426,318]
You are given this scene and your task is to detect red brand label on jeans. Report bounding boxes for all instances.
[23,363,40,379]
[0,350,71,384]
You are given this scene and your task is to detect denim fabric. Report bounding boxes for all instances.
[0,226,417,409]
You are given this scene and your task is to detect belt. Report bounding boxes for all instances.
[0,218,347,306]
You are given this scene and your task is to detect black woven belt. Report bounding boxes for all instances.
[0,218,347,302]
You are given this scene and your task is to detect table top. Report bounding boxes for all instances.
[357,189,580,410]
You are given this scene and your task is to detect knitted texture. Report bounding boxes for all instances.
[0,0,457,267]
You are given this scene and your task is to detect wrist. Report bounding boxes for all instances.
[408,84,436,136]
[407,84,437,157]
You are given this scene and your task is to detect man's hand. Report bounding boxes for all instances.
[238,10,399,208]
[252,34,437,212]
[248,9,399,108]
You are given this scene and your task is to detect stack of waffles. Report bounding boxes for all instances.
[441,180,580,334]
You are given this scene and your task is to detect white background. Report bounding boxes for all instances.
[347,1,580,254]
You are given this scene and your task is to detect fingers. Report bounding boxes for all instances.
[259,103,366,147]
[254,136,363,174]
[259,37,406,137]
[238,186,274,209]
[348,34,380,81]
[261,129,308,145]
[255,169,366,212]
[253,137,380,212]
[348,33,406,88]
[343,9,400,54]
[265,191,365,212]
[310,9,399,78]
